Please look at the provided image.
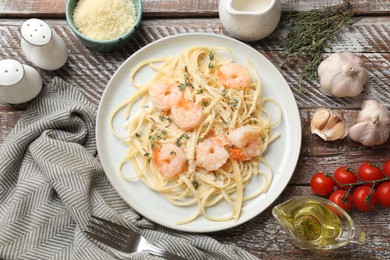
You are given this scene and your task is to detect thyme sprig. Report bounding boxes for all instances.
[178,66,193,91]
[279,1,354,90]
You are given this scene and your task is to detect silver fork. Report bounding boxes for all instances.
[85,215,187,260]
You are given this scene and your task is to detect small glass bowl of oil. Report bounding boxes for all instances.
[272,195,366,250]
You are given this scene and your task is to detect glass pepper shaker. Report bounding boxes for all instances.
[20,18,68,71]
[0,59,42,104]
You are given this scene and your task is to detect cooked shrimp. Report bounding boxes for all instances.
[217,63,252,90]
[153,143,186,178]
[196,136,230,172]
[228,125,263,161]
[171,98,203,131]
[148,79,182,111]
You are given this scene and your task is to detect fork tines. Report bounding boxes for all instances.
[86,215,133,248]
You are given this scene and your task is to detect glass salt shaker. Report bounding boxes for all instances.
[0,59,42,104]
[20,18,68,70]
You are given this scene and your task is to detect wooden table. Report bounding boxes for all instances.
[1,1,389,259]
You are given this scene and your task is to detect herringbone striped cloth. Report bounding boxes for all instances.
[0,78,258,260]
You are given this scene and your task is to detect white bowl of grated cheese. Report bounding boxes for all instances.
[66,0,142,52]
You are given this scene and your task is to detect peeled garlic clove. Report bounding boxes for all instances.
[311,108,348,141]
[349,100,390,146]
[318,52,368,97]
[311,108,330,130]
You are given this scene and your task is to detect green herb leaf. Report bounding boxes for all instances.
[178,83,185,91]
[208,51,215,69]
[149,135,155,148]
[230,98,238,108]
[202,122,210,130]
[176,134,190,147]
[221,88,228,97]
[191,180,199,189]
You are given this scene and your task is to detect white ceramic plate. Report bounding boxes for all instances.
[96,33,301,233]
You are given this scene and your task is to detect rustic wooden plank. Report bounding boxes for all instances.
[1,0,390,18]
[0,0,66,18]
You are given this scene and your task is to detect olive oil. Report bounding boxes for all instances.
[273,196,365,250]
[272,196,357,250]
[287,202,342,246]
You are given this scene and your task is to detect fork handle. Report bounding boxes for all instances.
[144,249,187,260]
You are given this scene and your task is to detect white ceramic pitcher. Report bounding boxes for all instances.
[219,0,281,41]
[0,59,42,104]
[20,18,68,70]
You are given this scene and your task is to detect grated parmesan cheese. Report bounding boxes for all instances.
[73,0,136,41]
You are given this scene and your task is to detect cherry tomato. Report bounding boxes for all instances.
[311,172,336,196]
[329,190,352,211]
[333,166,358,189]
[383,160,390,177]
[352,186,378,212]
[376,181,390,207]
[358,162,384,182]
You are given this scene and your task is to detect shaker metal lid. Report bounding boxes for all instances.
[21,18,52,46]
[0,59,24,86]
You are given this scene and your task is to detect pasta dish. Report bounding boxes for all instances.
[110,46,281,224]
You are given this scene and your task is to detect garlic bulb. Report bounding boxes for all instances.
[311,108,348,141]
[318,52,368,97]
[349,100,390,146]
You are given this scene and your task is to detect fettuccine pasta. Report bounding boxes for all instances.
[110,46,281,224]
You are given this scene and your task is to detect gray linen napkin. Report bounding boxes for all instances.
[0,77,258,260]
